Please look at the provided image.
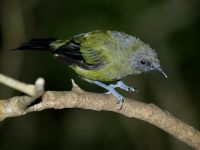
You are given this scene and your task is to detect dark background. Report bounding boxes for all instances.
[0,0,199,150]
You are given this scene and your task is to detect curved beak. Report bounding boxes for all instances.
[157,67,168,78]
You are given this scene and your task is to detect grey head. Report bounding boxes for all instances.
[131,45,167,78]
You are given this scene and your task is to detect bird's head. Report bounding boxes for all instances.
[131,45,167,78]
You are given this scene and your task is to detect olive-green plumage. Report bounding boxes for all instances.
[51,30,157,81]
[72,31,138,81]
[15,30,167,106]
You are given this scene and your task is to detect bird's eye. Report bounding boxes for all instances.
[140,59,146,65]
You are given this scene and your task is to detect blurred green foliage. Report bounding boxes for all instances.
[0,0,199,150]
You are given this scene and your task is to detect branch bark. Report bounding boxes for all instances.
[0,73,200,150]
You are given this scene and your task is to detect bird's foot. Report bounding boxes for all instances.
[87,80,124,109]
[109,81,136,92]
[105,86,124,109]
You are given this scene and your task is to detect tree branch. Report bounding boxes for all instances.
[0,73,200,149]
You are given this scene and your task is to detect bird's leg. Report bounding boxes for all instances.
[87,80,124,108]
[110,81,136,92]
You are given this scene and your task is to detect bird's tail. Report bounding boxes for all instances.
[12,38,57,51]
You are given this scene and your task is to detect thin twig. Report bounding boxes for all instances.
[0,73,199,149]
[0,73,44,97]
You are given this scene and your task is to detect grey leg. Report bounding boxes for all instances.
[87,80,124,107]
[110,81,136,92]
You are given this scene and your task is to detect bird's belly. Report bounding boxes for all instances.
[73,65,129,82]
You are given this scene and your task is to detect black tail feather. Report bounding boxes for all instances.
[12,38,57,51]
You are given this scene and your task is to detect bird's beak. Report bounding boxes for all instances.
[157,67,168,78]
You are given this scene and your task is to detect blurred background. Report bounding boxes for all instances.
[0,0,199,150]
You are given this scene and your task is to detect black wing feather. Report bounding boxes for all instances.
[53,39,105,70]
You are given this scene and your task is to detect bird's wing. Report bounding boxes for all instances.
[51,33,106,70]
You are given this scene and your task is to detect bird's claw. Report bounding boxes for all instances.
[116,81,136,92]
[107,81,136,92]
[88,80,135,109]
[113,90,124,110]
[129,86,136,92]
[117,100,123,110]
[105,91,112,94]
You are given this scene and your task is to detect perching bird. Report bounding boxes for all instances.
[14,30,167,107]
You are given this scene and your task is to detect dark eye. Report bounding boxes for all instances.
[140,59,146,65]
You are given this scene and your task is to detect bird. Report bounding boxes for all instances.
[13,30,167,108]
